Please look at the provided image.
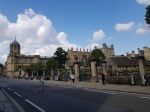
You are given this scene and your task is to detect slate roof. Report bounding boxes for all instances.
[12,39,20,45]
[110,57,150,67]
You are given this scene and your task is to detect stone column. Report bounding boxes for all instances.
[101,61,108,76]
[74,62,80,82]
[36,71,39,77]
[51,69,54,80]
[69,66,73,75]
[137,56,146,85]
[57,68,60,80]
[91,61,97,83]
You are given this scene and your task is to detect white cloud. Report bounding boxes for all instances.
[93,30,105,41]
[0,8,80,65]
[85,43,100,51]
[136,0,150,5]
[115,21,135,31]
[136,23,150,34]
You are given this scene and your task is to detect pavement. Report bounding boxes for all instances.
[0,79,150,112]
[45,80,150,95]
[0,89,14,112]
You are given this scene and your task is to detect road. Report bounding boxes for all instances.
[0,77,150,112]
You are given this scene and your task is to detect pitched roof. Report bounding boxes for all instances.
[110,57,150,67]
[12,39,20,45]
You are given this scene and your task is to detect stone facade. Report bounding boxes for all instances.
[127,46,150,60]
[67,43,115,63]
[5,39,51,77]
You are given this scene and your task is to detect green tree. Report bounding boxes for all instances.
[54,47,67,68]
[91,49,105,66]
[145,5,150,26]
[22,65,31,75]
[46,58,58,70]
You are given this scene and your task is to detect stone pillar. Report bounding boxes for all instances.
[57,68,60,80]
[69,66,73,75]
[91,61,97,83]
[74,62,80,82]
[101,61,108,76]
[137,56,146,85]
[32,71,34,77]
[51,69,54,80]
[37,71,39,77]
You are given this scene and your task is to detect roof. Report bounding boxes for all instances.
[110,57,150,67]
[12,39,20,45]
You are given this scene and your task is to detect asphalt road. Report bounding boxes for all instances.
[0,77,150,112]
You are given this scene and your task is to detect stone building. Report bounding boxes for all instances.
[66,43,115,69]
[138,47,150,60]
[5,39,51,77]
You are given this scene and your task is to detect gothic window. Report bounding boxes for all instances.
[82,54,87,62]
[12,59,13,63]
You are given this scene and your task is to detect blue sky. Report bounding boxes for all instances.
[0,0,150,64]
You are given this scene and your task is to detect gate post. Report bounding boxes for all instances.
[101,61,108,76]
[91,60,98,83]
[137,56,146,85]
[74,62,80,82]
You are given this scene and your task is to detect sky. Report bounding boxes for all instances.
[0,0,150,65]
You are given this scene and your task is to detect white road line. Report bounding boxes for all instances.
[2,89,25,112]
[8,88,12,91]
[140,96,150,100]
[85,89,116,94]
[100,91,116,94]
[13,92,22,97]
[25,99,45,112]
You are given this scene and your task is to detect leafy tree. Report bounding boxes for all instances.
[90,49,105,66]
[22,65,31,75]
[145,5,150,26]
[34,62,45,76]
[54,47,67,68]
[46,58,58,70]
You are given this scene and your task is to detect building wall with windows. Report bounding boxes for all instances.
[5,39,51,77]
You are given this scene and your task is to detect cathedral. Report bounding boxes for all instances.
[5,39,51,77]
[5,38,149,77]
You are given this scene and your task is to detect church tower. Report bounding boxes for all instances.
[7,38,20,77]
[9,38,20,56]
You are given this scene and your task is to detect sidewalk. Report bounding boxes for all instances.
[0,89,14,112]
[45,80,150,95]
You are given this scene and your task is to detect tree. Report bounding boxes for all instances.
[22,65,31,75]
[54,47,67,68]
[145,5,150,26]
[90,49,105,66]
[46,58,58,70]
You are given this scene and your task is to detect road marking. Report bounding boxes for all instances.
[2,89,25,112]
[25,99,45,112]
[85,89,116,94]
[8,88,12,91]
[140,96,150,100]
[100,91,116,94]
[14,92,22,97]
